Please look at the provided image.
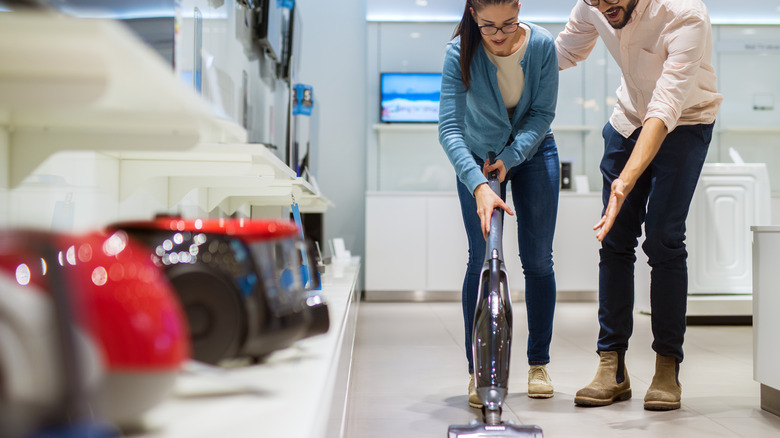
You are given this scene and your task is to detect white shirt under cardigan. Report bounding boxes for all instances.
[484,23,531,120]
[556,0,722,137]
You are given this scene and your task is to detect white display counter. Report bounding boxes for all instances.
[751,226,780,417]
[365,191,601,301]
[135,258,361,438]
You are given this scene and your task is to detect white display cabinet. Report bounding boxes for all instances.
[365,193,428,293]
[365,191,601,300]
[751,226,780,417]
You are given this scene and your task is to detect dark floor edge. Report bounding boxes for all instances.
[761,384,780,418]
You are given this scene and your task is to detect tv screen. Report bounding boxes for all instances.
[277,2,301,82]
[257,0,284,62]
[380,72,441,123]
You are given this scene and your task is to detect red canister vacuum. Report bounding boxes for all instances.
[0,229,190,437]
[109,218,329,365]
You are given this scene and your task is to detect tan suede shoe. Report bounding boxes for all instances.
[574,351,632,407]
[644,354,682,411]
[528,365,554,398]
[468,375,482,408]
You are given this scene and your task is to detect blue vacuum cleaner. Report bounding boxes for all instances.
[447,153,543,438]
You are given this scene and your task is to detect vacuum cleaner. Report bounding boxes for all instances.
[109,217,329,365]
[0,229,189,437]
[448,153,544,438]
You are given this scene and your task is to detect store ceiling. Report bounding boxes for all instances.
[365,0,780,24]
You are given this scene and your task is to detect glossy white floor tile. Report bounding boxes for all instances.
[345,301,780,438]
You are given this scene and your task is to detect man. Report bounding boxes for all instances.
[555,0,722,410]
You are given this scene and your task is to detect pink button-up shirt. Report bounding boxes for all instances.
[556,0,723,137]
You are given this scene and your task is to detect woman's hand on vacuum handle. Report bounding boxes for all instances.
[482,158,508,182]
[474,183,513,240]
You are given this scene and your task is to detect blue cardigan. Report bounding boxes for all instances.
[438,23,558,195]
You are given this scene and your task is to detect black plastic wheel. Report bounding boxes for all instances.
[167,265,246,365]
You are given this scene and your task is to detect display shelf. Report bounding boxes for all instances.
[108,143,331,213]
[373,123,438,132]
[718,126,780,134]
[0,12,247,188]
[136,258,361,438]
[551,125,598,132]
[365,190,600,197]
[0,12,330,214]
[372,123,597,133]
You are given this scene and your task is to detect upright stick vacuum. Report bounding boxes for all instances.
[448,153,543,438]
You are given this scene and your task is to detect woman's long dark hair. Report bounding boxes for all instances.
[454,0,518,89]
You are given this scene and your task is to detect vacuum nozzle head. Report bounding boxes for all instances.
[447,423,544,437]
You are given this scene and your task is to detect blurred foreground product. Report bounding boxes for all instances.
[109,218,329,365]
[0,229,190,437]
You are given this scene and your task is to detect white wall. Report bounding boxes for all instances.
[297,0,368,265]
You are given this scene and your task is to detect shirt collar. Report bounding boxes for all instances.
[629,0,651,26]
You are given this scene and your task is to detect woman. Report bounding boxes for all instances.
[438,0,559,407]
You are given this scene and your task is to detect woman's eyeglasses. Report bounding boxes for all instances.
[478,22,520,36]
[582,0,620,6]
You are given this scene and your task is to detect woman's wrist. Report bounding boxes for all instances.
[473,182,488,197]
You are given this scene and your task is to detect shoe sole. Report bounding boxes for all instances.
[528,392,554,399]
[574,388,632,407]
[644,400,681,411]
[468,401,483,409]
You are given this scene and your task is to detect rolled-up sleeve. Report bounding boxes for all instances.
[497,38,558,170]
[555,2,600,70]
[644,12,710,130]
[439,42,485,195]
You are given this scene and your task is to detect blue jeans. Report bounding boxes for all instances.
[597,121,713,363]
[457,136,559,373]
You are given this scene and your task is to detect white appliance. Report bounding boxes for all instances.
[637,163,772,318]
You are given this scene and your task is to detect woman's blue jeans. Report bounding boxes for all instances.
[597,121,713,363]
[456,136,559,374]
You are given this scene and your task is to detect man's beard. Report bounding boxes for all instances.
[605,0,638,29]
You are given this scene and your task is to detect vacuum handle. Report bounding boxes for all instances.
[485,153,503,259]
[486,152,499,185]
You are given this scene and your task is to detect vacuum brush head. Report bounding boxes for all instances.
[447,422,544,437]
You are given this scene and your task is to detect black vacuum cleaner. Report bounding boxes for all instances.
[448,153,543,438]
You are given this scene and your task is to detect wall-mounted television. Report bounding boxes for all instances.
[277,2,301,82]
[256,0,285,62]
[380,72,441,123]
